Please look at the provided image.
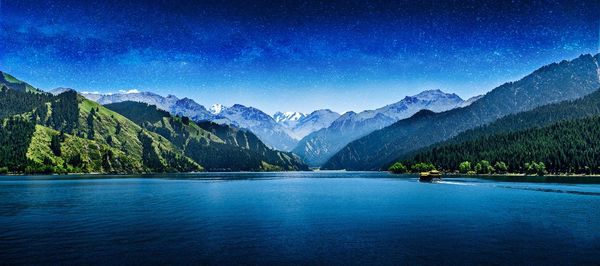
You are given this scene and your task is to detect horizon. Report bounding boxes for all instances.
[74,86,475,116]
[2,1,599,114]
[18,51,600,116]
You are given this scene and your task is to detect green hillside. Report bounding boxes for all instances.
[105,101,309,171]
[0,76,201,174]
[0,71,42,93]
[0,85,52,119]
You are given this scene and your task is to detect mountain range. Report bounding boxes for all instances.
[293,89,477,166]
[60,87,483,167]
[76,91,293,150]
[0,72,307,173]
[323,53,600,170]
[3,53,600,174]
[77,88,470,157]
[273,110,341,140]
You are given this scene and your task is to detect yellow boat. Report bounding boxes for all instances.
[419,170,441,182]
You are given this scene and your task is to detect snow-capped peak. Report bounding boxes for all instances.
[210,104,226,114]
[412,89,460,101]
[273,111,306,123]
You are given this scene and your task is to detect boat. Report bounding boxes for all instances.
[419,170,442,182]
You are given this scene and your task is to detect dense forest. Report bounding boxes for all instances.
[437,88,600,147]
[401,115,600,174]
[0,85,52,119]
[0,117,37,172]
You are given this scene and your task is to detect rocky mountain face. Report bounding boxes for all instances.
[273,112,306,128]
[323,53,600,170]
[209,104,225,115]
[211,104,298,151]
[272,110,341,139]
[292,89,468,166]
[288,109,341,140]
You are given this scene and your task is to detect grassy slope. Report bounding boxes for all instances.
[0,71,202,173]
[24,96,201,173]
[1,72,42,93]
[26,125,142,173]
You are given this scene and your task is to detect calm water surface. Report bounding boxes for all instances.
[1,172,599,265]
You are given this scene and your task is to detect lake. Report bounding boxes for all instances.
[1,172,599,265]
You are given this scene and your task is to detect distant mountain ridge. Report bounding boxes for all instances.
[293,89,471,166]
[72,87,478,157]
[273,111,306,125]
[323,53,600,170]
[79,92,297,150]
[209,104,299,151]
[273,110,341,140]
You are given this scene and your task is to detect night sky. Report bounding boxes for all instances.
[1,0,599,113]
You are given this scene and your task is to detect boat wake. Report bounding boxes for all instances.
[435,180,477,186]
[436,179,600,196]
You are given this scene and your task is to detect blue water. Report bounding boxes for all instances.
[1,172,599,265]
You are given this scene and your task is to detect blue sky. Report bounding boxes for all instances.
[1,0,599,114]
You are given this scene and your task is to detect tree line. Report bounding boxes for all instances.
[391,115,600,175]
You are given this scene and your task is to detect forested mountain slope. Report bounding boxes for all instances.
[323,53,600,170]
[405,115,600,174]
[105,101,309,171]
[0,87,200,173]
[422,87,600,149]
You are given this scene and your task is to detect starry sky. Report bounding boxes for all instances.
[1,0,599,114]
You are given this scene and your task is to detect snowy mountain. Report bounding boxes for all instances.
[274,109,341,139]
[81,91,179,111]
[80,91,216,121]
[274,111,305,123]
[170,98,215,121]
[210,104,226,114]
[292,89,467,166]
[211,104,298,151]
[273,111,306,129]
[374,89,464,119]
